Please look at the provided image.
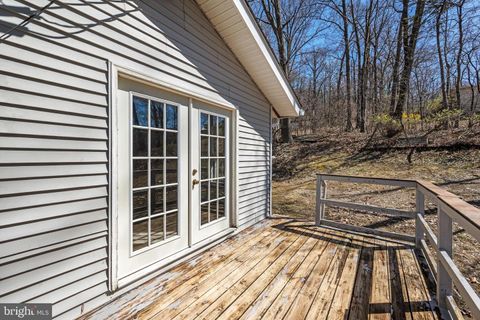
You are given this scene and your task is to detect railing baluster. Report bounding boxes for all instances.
[315,175,324,226]
[321,180,327,220]
[437,205,453,315]
[415,188,425,248]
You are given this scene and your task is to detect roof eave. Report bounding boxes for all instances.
[196,0,300,118]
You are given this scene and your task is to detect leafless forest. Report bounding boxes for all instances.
[248,0,480,141]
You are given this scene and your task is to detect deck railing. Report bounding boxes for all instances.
[315,173,480,320]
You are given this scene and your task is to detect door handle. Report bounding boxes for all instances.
[192,179,200,187]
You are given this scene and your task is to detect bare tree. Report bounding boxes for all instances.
[389,0,408,114]
[435,0,449,110]
[391,0,427,120]
[326,0,353,131]
[455,0,466,112]
[248,0,480,136]
[249,0,324,143]
[341,0,353,131]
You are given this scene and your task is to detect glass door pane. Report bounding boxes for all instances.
[199,112,227,225]
[131,96,180,252]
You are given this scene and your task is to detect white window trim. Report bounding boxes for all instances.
[108,63,239,291]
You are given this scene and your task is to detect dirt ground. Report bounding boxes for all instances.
[272,128,480,317]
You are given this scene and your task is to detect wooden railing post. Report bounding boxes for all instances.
[322,180,327,218]
[415,188,425,248]
[315,175,324,226]
[437,205,453,314]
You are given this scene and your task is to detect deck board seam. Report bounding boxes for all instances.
[237,233,320,319]
[283,229,353,320]
[213,228,310,320]
[99,219,283,319]
[396,242,416,320]
[168,222,308,317]
[405,247,439,319]
[238,226,337,320]
[135,226,289,319]
[324,233,364,320]
[346,237,377,320]
[185,229,304,320]
[305,231,355,320]
[259,227,335,320]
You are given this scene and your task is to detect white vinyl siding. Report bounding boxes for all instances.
[0,0,271,318]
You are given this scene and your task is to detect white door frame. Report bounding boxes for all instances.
[108,63,239,291]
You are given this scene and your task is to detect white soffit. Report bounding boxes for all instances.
[196,0,301,117]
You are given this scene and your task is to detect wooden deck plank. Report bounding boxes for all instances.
[170,225,315,320]
[80,219,439,320]
[369,239,392,320]
[211,230,312,320]
[191,225,333,320]
[96,219,283,320]
[324,234,364,320]
[283,230,354,320]
[260,228,334,320]
[397,246,438,320]
[388,241,410,320]
[303,232,355,320]
[238,235,319,320]
[133,225,291,319]
[347,236,375,320]
[240,227,354,320]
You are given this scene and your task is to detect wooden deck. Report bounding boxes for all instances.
[82,218,439,320]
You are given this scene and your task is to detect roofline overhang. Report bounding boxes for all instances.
[196,0,301,118]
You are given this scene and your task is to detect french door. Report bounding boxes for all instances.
[116,79,231,282]
[190,101,231,245]
[117,87,189,280]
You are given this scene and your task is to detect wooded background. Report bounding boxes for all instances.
[248,0,480,141]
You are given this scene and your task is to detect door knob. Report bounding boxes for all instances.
[192,179,200,187]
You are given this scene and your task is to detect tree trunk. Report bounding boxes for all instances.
[373,32,379,115]
[341,0,353,131]
[358,0,374,133]
[392,0,426,120]
[389,4,406,114]
[466,62,475,127]
[350,0,364,131]
[436,1,448,110]
[444,9,452,105]
[279,118,292,143]
[455,0,465,113]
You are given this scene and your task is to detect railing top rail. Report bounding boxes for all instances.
[317,173,480,235]
[316,173,417,187]
[416,179,457,198]
[438,195,480,241]
[417,179,480,239]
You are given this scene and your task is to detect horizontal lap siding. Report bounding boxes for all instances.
[0,0,110,318]
[0,0,271,318]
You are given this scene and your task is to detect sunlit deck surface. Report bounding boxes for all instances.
[83,218,439,320]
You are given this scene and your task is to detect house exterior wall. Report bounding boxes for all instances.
[0,0,272,318]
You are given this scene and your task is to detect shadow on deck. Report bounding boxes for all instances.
[81,217,439,320]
